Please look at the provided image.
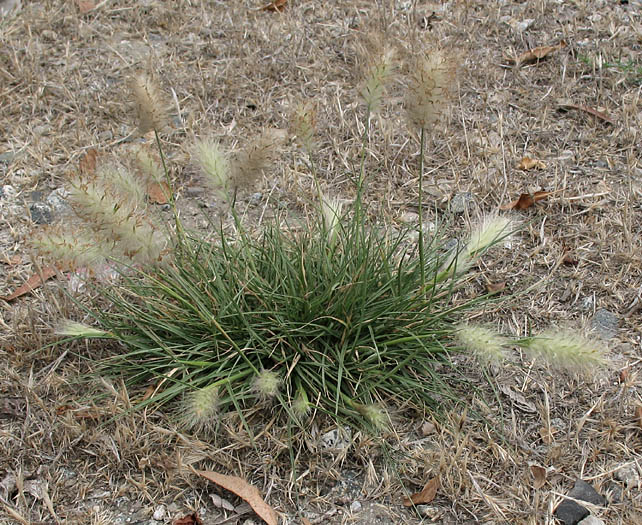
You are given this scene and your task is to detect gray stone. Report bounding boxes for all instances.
[185,186,204,197]
[590,308,619,339]
[46,188,70,214]
[614,463,639,487]
[577,516,605,525]
[570,479,606,506]
[249,192,263,205]
[555,479,605,525]
[555,499,589,525]
[0,151,16,164]
[0,0,21,17]
[350,500,362,513]
[604,482,622,504]
[1,185,16,200]
[320,426,352,450]
[449,192,476,214]
[416,505,443,519]
[29,202,53,224]
[152,505,165,520]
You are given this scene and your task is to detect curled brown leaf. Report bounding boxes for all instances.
[403,477,440,506]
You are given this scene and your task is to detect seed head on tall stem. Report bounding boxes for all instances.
[405,49,455,288]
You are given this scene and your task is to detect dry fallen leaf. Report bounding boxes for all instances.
[261,0,287,12]
[561,249,578,266]
[539,426,554,444]
[79,148,99,175]
[499,384,536,413]
[147,181,171,204]
[511,40,567,66]
[486,281,506,294]
[74,0,96,14]
[421,421,436,436]
[517,157,547,170]
[403,477,440,506]
[619,367,630,384]
[301,519,312,525]
[210,493,235,512]
[530,465,547,489]
[557,102,615,125]
[195,470,278,525]
[173,513,203,525]
[56,405,103,420]
[0,266,58,302]
[635,405,642,430]
[501,190,552,210]
[1,254,22,265]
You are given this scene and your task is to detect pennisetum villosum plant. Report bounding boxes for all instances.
[40,44,608,438]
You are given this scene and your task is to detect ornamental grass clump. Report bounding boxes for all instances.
[41,50,608,437]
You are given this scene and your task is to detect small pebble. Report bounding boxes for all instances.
[152,505,165,520]
[577,516,605,525]
[249,192,263,205]
[590,308,619,339]
[185,186,204,197]
[449,192,476,214]
[350,501,362,513]
[400,211,419,223]
[29,202,53,224]
[320,426,352,450]
[46,188,70,214]
[614,464,639,487]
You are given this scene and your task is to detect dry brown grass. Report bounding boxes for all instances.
[1,1,641,523]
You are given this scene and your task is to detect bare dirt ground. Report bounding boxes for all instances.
[1,1,641,524]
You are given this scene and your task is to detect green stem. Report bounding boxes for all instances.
[418,127,426,288]
[355,109,371,232]
[154,129,184,240]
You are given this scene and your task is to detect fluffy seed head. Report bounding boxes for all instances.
[355,402,389,431]
[67,175,168,265]
[466,215,512,257]
[405,49,454,130]
[321,196,343,246]
[134,147,164,185]
[231,129,286,192]
[179,383,220,433]
[253,370,281,400]
[31,228,108,270]
[359,46,396,112]
[521,330,608,371]
[455,324,507,363]
[54,320,111,338]
[98,164,147,210]
[291,101,317,153]
[292,390,310,419]
[131,73,169,134]
[437,215,510,281]
[194,139,231,201]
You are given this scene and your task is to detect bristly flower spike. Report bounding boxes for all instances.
[179,383,220,434]
[230,129,286,193]
[359,46,395,113]
[131,73,169,135]
[455,323,508,364]
[194,139,231,201]
[253,370,281,400]
[291,101,317,154]
[518,330,608,371]
[405,49,455,131]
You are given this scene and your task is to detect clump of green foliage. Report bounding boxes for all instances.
[38,52,606,435]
